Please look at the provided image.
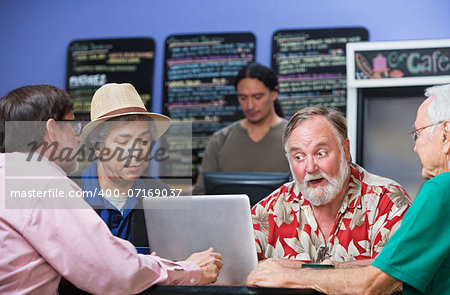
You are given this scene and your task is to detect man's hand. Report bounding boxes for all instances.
[186,247,223,285]
[248,259,402,294]
[247,258,302,288]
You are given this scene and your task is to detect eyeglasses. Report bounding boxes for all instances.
[60,120,83,136]
[409,121,443,142]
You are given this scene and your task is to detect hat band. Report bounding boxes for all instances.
[97,107,149,119]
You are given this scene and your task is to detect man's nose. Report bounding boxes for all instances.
[246,98,255,109]
[305,156,317,174]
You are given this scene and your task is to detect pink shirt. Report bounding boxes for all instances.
[0,153,201,294]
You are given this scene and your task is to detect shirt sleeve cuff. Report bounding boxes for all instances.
[174,260,202,285]
[159,259,202,285]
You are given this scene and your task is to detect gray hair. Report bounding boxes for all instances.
[426,83,450,125]
[283,106,347,153]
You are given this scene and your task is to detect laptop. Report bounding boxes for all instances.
[142,194,258,286]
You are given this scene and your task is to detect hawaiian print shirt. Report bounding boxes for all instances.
[252,164,412,262]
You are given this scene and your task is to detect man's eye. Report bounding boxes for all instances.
[317,151,326,157]
[294,154,305,160]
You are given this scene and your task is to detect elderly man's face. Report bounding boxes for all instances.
[287,116,351,206]
[413,97,445,179]
[96,120,151,182]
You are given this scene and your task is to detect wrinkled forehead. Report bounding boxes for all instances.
[293,116,336,137]
[288,117,339,148]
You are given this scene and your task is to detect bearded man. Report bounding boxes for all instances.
[251,106,411,267]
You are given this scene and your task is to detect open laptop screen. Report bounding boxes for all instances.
[142,194,258,286]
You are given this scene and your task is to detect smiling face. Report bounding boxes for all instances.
[95,120,152,184]
[287,116,351,206]
[237,78,277,124]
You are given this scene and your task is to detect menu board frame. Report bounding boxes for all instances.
[271,27,368,116]
[162,32,256,181]
[66,37,155,116]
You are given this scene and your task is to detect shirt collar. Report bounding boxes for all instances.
[81,161,143,210]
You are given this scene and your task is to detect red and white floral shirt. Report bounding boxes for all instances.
[252,164,412,262]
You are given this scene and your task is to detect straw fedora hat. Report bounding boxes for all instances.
[81,83,170,140]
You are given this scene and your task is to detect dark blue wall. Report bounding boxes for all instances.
[1,0,449,113]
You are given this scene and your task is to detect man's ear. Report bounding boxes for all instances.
[45,118,57,142]
[443,121,450,154]
[343,138,351,163]
[271,86,279,101]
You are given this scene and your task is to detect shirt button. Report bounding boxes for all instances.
[190,278,195,284]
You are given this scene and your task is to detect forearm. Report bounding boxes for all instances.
[273,258,306,268]
[278,258,373,269]
[31,206,200,293]
[307,266,392,295]
[301,266,401,295]
[335,258,374,269]
[248,260,402,295]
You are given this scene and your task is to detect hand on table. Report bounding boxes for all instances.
[186,247,223,285]
[247,258,291,288]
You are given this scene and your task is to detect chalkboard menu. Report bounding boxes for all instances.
[66,38,155,115]
[272,28,368,115]
[354,47,450,80]
[162,33,256,181]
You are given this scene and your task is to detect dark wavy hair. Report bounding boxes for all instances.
[234,63,284,117]
[0,85,74,152]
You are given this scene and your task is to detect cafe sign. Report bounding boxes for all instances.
[354,47,450,80]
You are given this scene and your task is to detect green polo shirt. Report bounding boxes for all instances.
[372,172,450,294]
